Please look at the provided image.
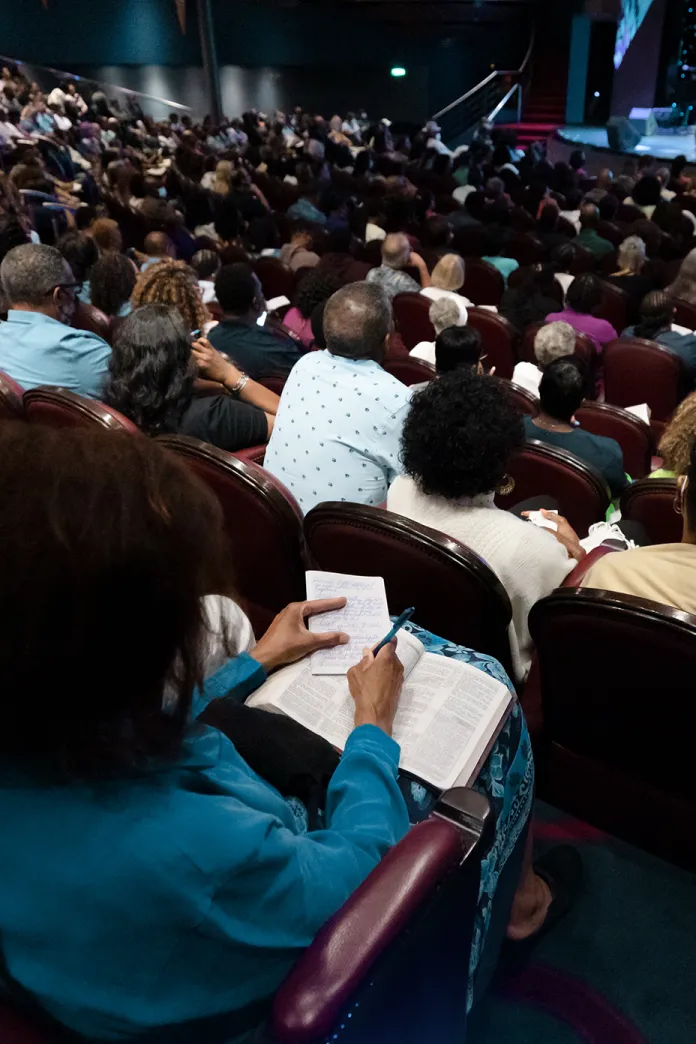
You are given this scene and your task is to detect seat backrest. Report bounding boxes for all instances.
[603,338,685,425]
[258,374,288,396]
[466,308,517,379]
[392,293,435,351]
[23,387,141,432]
[574,400,653,479]
[383,357,436,386]
[273,792,490,1044]
[72,300,111,343]
[597,280,630,334]
[462,259,505,307]
[451,226,486,258]
[0,370,25,420]
[254,258,297,302]
[615,203,644,224]
[156,435,307,634]
[596,220,624,248]
[529,587,696,867]
[503,232,543,267]
[492,376,538,416]
[620,477,682,545]
[568,244,597,275]
[495,439,611,537]
[303,503,514,675]
[672,296,696,332]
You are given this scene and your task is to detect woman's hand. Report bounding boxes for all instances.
[347,642,404,736]
[538,509,586,562]
[192,337,239,386]
[250,599,350,673]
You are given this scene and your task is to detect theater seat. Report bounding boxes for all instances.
[258,374,288,396]
[491,376,538,417]
[72,300,111,343]
[603,338,685,439]
[466,309,517,380]
[575,400,654,479]
[620,476,682,545]
[496,439,611,538]
[155,435,307,635]
[462,259,505,307]
[383,357,436,386]
[529,587,696,870]
[392,293,435,351]
[671,297,696,331]
[597,281,630,334]
[23,388,141,433]
[254,258,297,301]
[304,502,514,679]
[0,370,25,419]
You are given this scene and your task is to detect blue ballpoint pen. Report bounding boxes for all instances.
[372,607,416,656]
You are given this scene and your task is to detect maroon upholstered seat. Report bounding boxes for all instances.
[496,439,611,538]
[23,388,141,432]
[503,232,544,267]
[72,299,111,343]
[304,503,514,678]
[0,370,25,419]
[462,259,505,307]
[232,444,267,466]
[466,308,517,380]
[452,226,486,257]
[603,338,685,438]
[672,296,696,331]
[392,293,435,351]
[492,376,538,416]
[574,400,654,479]
[615,203,644,224]
[596,281,630,334]
[156,435,306,635]
[258,374,288,396]
[254,258,297,302]
[383,357,436,386]
[529,587,696,870]
[596,221,624,248]
[620,477,682,545]
[568,244,597,275]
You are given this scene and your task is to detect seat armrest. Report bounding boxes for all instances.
[272,817,470,1044]
[563,545,617,587]
[232,444,267,466]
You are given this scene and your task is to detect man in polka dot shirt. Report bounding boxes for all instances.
[264,283,412,513]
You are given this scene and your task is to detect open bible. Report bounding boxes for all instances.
[247,627,514,791]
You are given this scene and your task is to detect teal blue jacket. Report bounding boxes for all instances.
[0,653,409,1040]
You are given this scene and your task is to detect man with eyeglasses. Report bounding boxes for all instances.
[0,243,111,398]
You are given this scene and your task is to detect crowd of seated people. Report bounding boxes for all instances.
[4,64,696,1038]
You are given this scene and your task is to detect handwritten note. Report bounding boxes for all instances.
[305,570,391,675]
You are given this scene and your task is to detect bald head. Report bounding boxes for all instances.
[381,233,411,270]
[323,283,392,361]
[144,232,174,259]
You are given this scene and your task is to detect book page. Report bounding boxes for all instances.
[305,571,391,675]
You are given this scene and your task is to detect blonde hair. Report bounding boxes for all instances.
[534,321,576,368]
[429,297,464,335]
[617,236,646,275]
[431,253,465,292]
[131,260,210,333]
[658,393,696,475]
[212,160,233,197]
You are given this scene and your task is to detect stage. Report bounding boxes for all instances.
[556,124,696,163]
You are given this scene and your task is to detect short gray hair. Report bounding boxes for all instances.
[381,233,411,270]
[429,297,463,335]
[534,321,576,368]
[618,235,646,274]
[1,244,72,306]
[324,282,392,359]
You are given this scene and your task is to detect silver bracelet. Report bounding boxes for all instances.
[229,373,249,395]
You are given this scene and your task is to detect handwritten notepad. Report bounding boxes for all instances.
[305,571,390,675]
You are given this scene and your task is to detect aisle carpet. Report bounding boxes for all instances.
[468,802,696,1044]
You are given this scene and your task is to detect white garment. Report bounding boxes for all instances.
[426,136,453,157]
[47,87,66,111]
[511,362,542,397]
[555,272,575,299]
[420,287,470,323]
[200,171,216,190]
[386,478,575,681]
[452,185,477,204]
[365,222,387,243]
[559,210,581,233]
[198,279,217,305]
[410,341,436,365]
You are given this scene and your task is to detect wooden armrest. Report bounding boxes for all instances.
[563,545,618,587]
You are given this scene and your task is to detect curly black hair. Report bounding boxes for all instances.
[103,304,195,435]
[89,253,137,317]
[293,269,341,319]
[401,371,524,499]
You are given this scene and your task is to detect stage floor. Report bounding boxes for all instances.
[558,124,696,162]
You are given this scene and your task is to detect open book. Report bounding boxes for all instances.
[247,628,513,791]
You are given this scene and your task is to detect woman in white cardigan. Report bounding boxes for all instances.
[387,371,582,682]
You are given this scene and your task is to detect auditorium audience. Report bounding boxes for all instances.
[524,358,628,498]
[208,263,303,378]
[434,324,484,375]
[552,242,576,300]
[366,233,431,300]
[282,269,341,347]
[0,243,110,396]
[287,181,327,226]
[623,291,696,385]
[666,246,696,305]
[56,230,98,305]
[410,296,467,364]
[625,174,662,219]
[582,437,696,612]
[105,305,278,446]
[191,248,221,304]
[481,226,519,284]
[499,263,563,333]
[89,252,137,318]
[546,273,618,354]
[140,231,176,272]
[264,283,411,512]
[420,253,471,318]
[575,203,614,260]
[512,320,576,396]
[606,236,654,321]
[652,394,696,478]
[278,219,321,272]
[131,258,211,334]
[89,216,123,254]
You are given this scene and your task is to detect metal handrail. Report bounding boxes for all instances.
[488,83,521,123]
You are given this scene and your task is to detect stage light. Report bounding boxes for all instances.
[594,91,600,98]
[390,67,407,78]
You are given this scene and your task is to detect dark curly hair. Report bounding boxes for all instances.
[401,371,524,499]
[103,304,195,435]
[566,272,603,315]
[293,269,341,319]
[56,230,99,283]
[89,253,137,317]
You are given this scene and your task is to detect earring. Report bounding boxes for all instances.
[497,474,515,496]
[674,491,683,516]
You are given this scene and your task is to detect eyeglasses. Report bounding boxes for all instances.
[54,281,83,296]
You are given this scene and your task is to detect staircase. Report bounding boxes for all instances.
[497,39,568,147]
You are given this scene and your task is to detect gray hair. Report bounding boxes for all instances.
[429,297,463,335]
[324,282,393,360]
[1,244,72,306]
[534,321,576,368]
[618,235,646,274]
[381,233,411,270]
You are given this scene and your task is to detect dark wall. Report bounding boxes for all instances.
[0,0,529,119]
[611,0,667,116]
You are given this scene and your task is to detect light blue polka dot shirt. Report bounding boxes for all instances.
[264,350,412,513]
